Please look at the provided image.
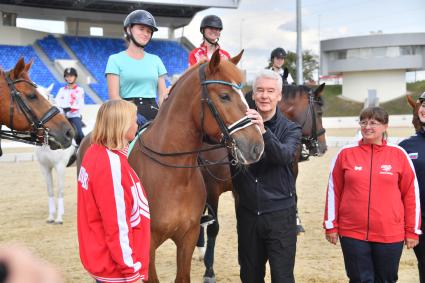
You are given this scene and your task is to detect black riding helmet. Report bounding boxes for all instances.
[200,15,223,46]
[64,67,77,77]
[271,47,287,60]
[124,10,158,48]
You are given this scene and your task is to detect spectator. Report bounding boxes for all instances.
[267,47,294,85]
[399,92,425,282]
[77,100,150,283]
[324,106,421,283]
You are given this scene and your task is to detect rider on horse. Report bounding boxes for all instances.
[268,47,295,86]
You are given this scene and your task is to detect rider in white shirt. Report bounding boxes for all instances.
[268,47,294,85]
[55,67,85,145]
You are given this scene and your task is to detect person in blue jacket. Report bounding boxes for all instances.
[230,69,301,283]
[399,91,425,282]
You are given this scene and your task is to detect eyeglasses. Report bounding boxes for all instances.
[359,120,382,128]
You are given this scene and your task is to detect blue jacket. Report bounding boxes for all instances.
[399,128,425,226]
[231,109,302,215]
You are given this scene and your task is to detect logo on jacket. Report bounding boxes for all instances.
[408,152,419,160]
[354,166,362,171]
[380,164,393,175]
[78,166,89,190]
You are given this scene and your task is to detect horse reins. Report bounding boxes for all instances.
[299,88,326,160]
[0,73,60,148]
[137,63,253,169]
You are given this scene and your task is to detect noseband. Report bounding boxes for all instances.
[137,63,253,168]
[0,73,60,148]
[300,90,326,160]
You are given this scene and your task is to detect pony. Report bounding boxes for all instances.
[34,84,77,224]
[0,58,74,154]
[77,50,264,283]
[199,83,327,283]
[407,94,421,132]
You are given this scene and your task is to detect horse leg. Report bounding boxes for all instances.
[54,163,66,224]
[40,164,55,223]
[175,225,199,283]
[203,202,219,283]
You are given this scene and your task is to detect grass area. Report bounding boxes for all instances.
[321,80,425,117]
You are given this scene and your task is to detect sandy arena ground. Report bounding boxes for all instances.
[0,127,420,282]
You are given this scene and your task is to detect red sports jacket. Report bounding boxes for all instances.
[188,43,231,66]
[78,144,150,282]
[324,140,421,242]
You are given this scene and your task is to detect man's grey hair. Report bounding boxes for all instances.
[252,69,283,92]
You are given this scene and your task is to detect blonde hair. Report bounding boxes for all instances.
[91,100,137,150]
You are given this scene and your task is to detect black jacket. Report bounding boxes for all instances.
[399,128,425,225]
[231,109,302,215]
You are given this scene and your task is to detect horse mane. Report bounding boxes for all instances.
[167,61,205,95]
[282,84,324,106]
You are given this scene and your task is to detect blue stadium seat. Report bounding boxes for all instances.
[37,35,71,61]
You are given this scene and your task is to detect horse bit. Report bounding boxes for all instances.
[138,63,253,168]
[0,73,60,154]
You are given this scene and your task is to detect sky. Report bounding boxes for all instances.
[17,0,425,81]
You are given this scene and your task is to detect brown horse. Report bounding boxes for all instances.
[0,58,74,153]
[407,94,421,132]
[77,50,264,283]
[199,83,327,283]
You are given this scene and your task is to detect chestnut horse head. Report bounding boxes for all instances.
[406,94,421,132]
[0,58,74,150]
[280,83,327,157]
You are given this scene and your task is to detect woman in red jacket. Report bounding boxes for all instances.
[77,100,150,283]
[324,106,421,283]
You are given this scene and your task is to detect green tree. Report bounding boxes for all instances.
[284,50,319,83]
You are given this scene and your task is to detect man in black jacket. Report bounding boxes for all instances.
[232,69,301,283]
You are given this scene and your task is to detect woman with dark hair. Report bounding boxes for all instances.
[324,106,421,283]
[105,9,167,123]
[267,47,294,85]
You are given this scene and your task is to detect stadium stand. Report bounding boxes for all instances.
[36,35,71,61]
[0,44,61,94]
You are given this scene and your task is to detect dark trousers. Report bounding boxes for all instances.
[414,232,425,283]
[67,116,84,145]
[340,236,403,283]
[236,206,297,283]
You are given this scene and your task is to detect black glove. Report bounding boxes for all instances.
[62,107,71,113]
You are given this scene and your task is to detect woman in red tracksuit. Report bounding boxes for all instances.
[324,106,421,283]
[77,100,150,283]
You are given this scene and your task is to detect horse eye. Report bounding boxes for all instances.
[27,92,38,100]
[219,93,231,101]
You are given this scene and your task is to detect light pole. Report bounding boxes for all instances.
[296,0,303,85]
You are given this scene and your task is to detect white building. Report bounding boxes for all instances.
[320,33,425,103]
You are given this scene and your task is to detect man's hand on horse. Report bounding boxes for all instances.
[246,109,265,134]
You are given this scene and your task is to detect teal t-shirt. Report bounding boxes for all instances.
[105,51,167,99]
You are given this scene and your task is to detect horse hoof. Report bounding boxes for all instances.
[46,219,54,224]
[296,224,305,236]
[54,221,63,225]
[203,276,216,283]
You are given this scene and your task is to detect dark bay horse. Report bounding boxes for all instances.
[199,83,327,283]
[407,94,421,132]
[77,50,264,283]
[0,58,74,154]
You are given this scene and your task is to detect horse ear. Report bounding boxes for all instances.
[406,94,416,109]
[208,49,221,74]
[24,59,34,73]
[47,83,54,94]
[229,50,244,65]
[314,83,326,96]
[13,57,26,78]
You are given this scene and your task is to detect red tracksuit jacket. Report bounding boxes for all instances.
[324,140,421,242]
[78,144,150,282]
[188,43,231,66]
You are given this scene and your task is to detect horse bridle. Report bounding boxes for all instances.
[137,63,253,168]
[0,73,60,149]
[299,89,326,160]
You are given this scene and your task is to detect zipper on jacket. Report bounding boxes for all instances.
[255,178,262,215]
[366,144,373,240]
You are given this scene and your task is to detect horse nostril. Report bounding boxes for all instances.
[65,128,74,140]
[252,144,263,158]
